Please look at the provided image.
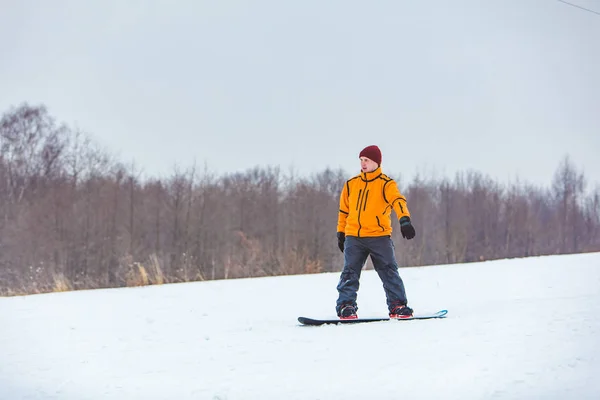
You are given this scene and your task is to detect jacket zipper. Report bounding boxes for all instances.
[357,181,368,237]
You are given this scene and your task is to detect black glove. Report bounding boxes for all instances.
[337,232,345,252]
[399,216,416,240]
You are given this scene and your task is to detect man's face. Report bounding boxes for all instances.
[360,157,378,173]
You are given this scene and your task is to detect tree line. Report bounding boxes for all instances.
[1,103,598,295]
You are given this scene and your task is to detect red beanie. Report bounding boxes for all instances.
[359,145,382,165]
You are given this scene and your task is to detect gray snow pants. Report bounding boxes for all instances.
[336,235,408,314]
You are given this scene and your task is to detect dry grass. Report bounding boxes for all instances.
[124,254,166,287]
[125,263,149,286]
[52,273,72,292]
[148,254,165,285]
[305,259,323,274]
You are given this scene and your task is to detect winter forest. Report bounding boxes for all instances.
[1,103,599,296]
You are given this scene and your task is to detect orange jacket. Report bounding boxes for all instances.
[337,167,411,237]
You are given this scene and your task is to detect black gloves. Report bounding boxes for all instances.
[337,232,345,252]
[399,216,416,240]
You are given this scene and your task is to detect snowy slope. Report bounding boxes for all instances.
[1,252,599,400]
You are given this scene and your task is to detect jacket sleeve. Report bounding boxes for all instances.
[384,180,410,220]
[337,182,350,233]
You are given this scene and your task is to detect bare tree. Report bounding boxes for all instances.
[2,103,600,296]
[552,156,586,253]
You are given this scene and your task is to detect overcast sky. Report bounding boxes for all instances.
[1,0,599,187]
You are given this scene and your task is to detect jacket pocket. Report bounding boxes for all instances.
[356,189,363,210]
[376,216,385,231]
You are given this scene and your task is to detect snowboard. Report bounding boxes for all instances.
[298,309,448,326]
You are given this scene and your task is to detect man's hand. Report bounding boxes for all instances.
[399,216,416,240]
[337,232,345,252]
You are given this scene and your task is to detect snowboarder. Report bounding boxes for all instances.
[336,145,416,320]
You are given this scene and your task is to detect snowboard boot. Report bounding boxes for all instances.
[389,304,413,319]
[338,304,358,320]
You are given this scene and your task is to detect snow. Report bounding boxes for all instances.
[1,252,600,400]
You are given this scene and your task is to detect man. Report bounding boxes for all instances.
[336,145,416,320]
